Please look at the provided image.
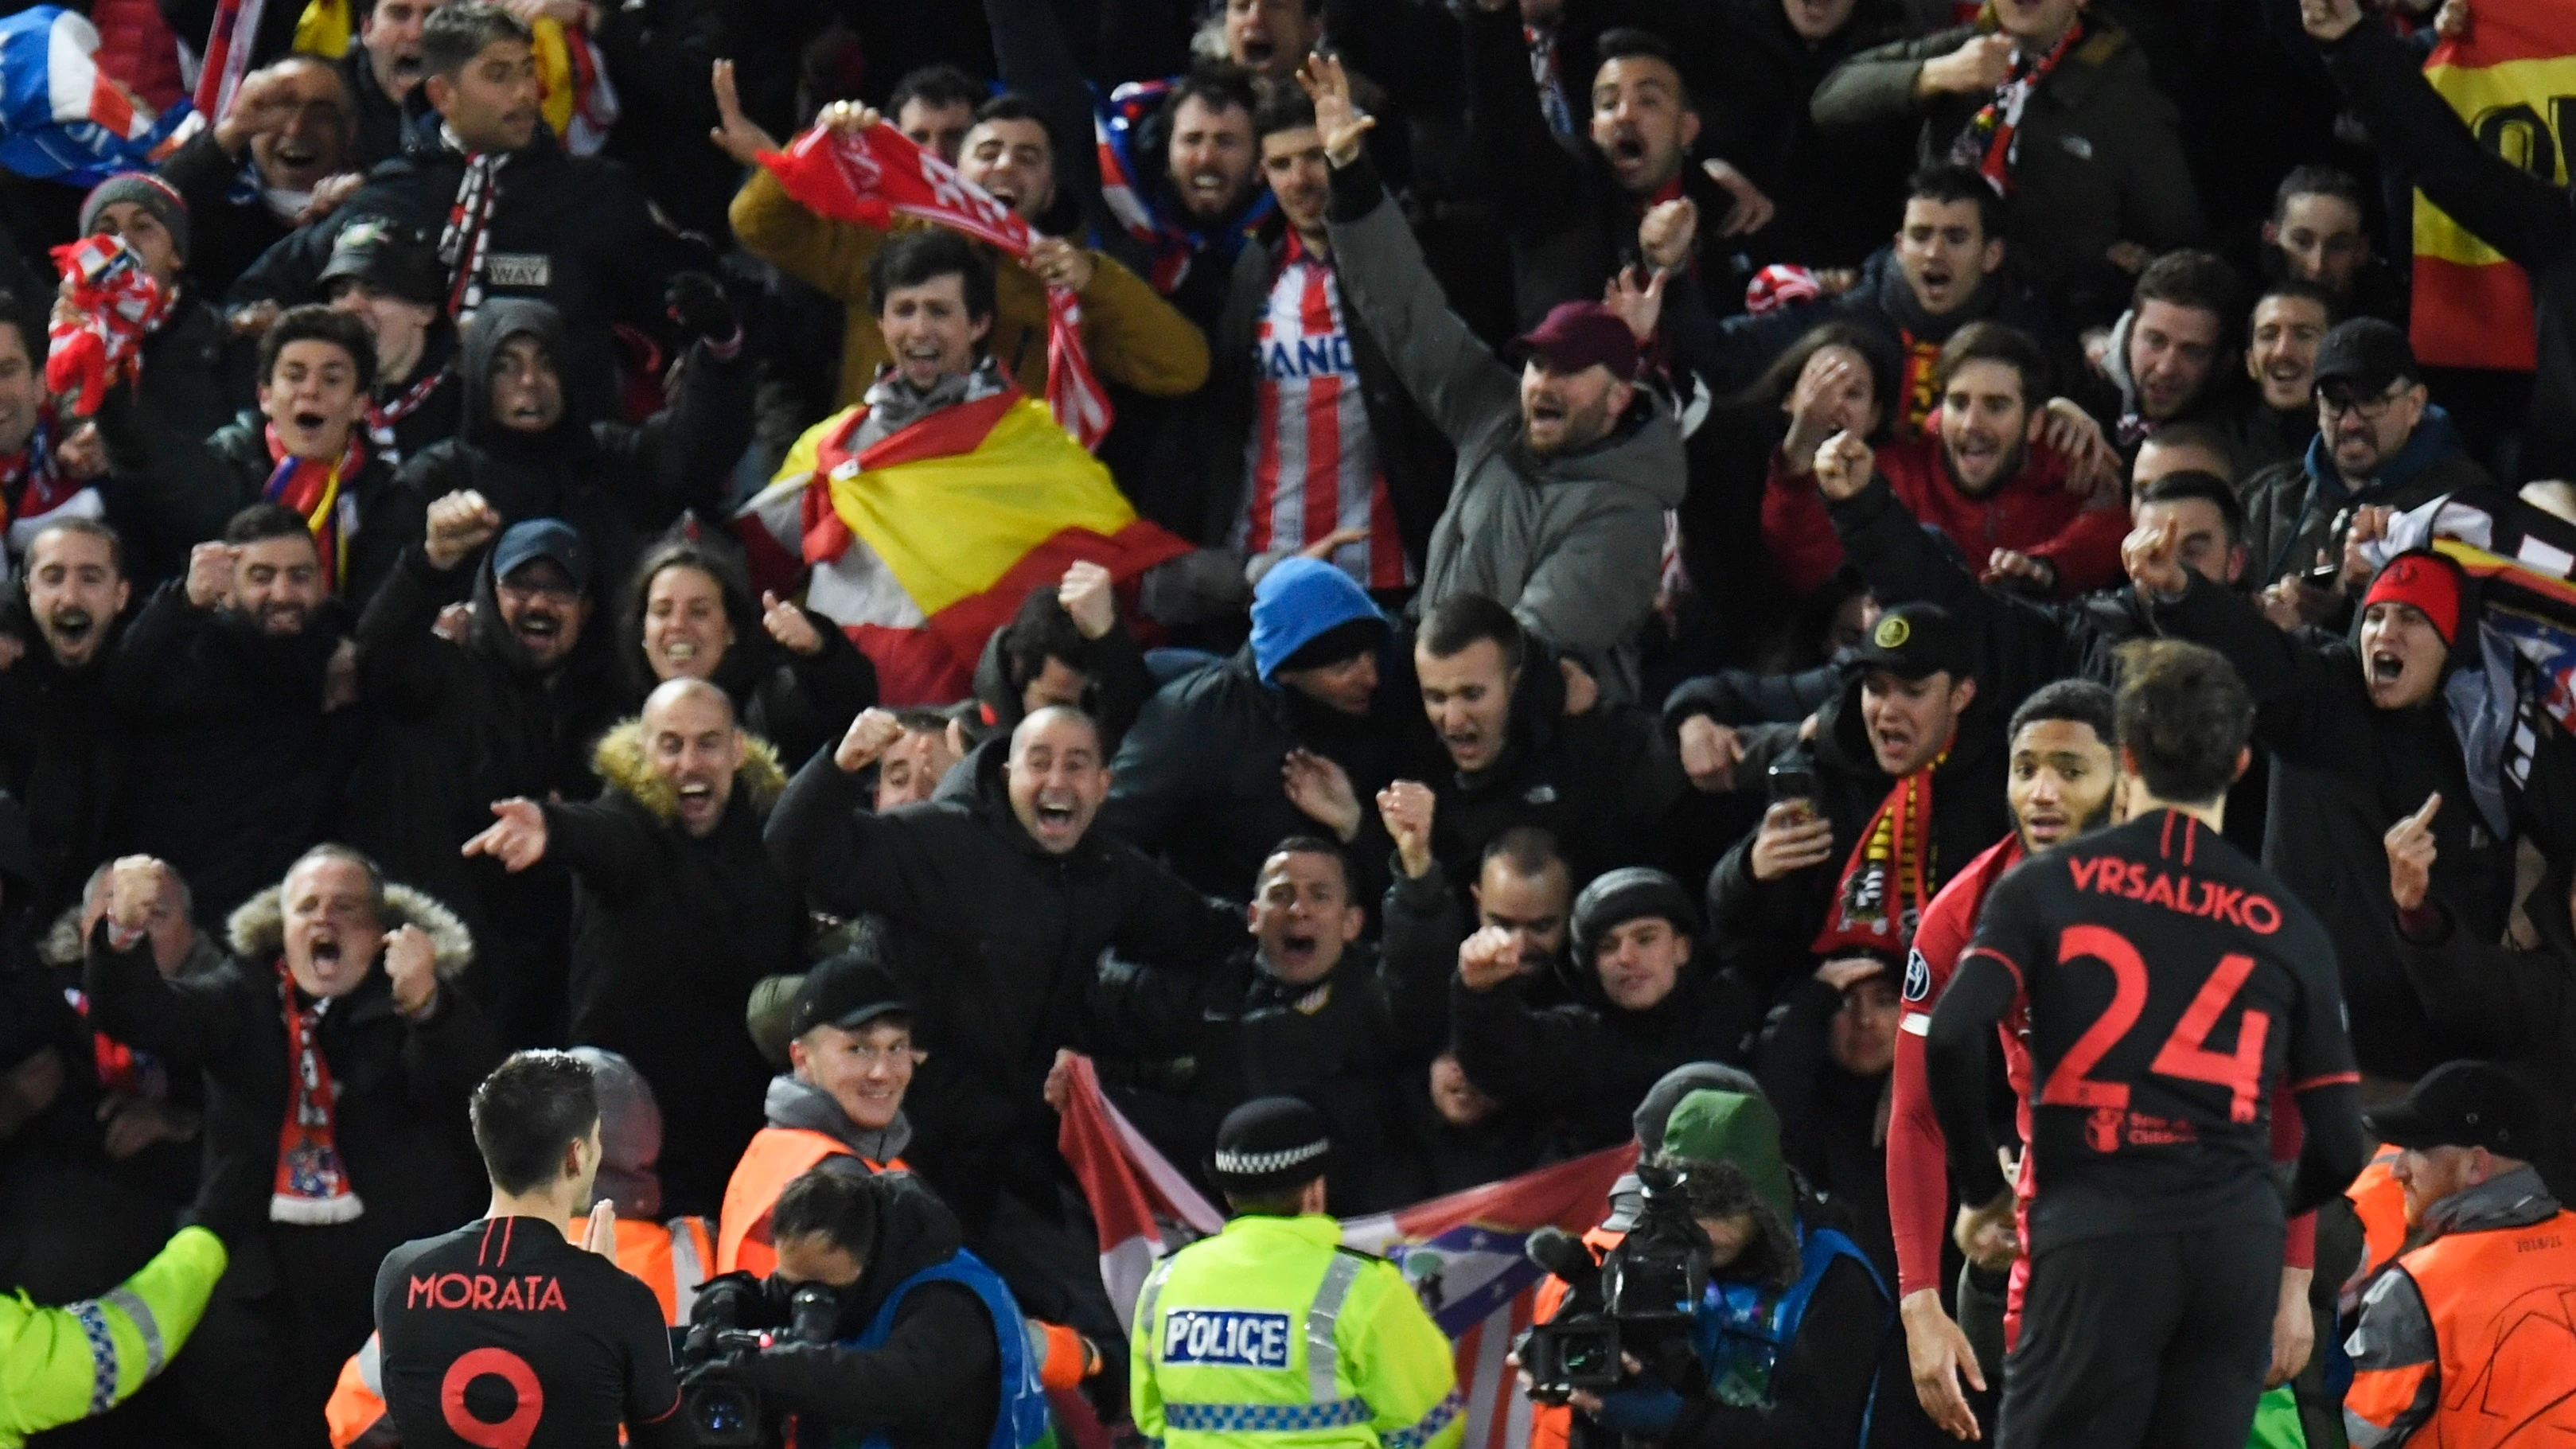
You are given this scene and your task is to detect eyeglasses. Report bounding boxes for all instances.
[2317,383,2406,422]
[497,577,582,602]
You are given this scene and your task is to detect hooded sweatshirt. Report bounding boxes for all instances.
[762,1073,914,1167]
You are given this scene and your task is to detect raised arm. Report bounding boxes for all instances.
[1459,0,1584,229]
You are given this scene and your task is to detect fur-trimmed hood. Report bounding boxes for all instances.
[224,880,476,980]
[590,718,787,822]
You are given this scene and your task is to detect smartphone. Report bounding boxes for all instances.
[1767,759,1818,823]
[2304,560,2342,587]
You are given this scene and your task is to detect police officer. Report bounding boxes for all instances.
[1132,1097,1464,1449]
[2343,1061,2576,1446]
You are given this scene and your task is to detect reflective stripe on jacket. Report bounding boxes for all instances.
[2344,1206,2576,1447]
[0,1225,224,1448]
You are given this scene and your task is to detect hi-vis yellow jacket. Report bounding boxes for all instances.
[1132,1214,1463,1449]
[1,1225,225,1448]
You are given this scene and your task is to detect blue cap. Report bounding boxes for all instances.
[490,518,591,593]
[1249,558,1387,683]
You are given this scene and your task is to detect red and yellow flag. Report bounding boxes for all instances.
[2410,0,2576,370]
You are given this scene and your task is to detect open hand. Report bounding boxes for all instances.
[707,59,782,166]
[1603,265,1666,345]
[1294,53,1375,166]
[1900,1291,1987,1440]
[1282,749,1362,843]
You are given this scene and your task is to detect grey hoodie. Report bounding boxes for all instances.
[763,1073,914,1166]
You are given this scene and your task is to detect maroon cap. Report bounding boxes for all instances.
[1512,301,1639,380]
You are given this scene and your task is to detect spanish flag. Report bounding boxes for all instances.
[735,388,1190,706]
[2410,0,2576,370]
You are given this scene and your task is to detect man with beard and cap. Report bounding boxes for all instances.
[83,847,497,1449]
[0,520,134,925]
[2239,321,2493,629]
[1705,602,2007,1002]
[347,502,620,1047]
[2341,1062,2576,1447]
[1411,593,1685,891]
[714,81,1211,412]
[1130,1096,1462,1449]
[770,704,1241,1375]
[1452,865,1759,1155]
[1311,56,1682,702]
[1775,322,2130,601]
[2128,517,2576,1088]
[1105,557,1412,903]
[107,506,364,921]
[461,677,801,1216]
[94,304,407,606]
[157,56,361,297]
[1082,836,1451,1213]
[392,286,751,590]
[229,3,719,428]
[320,220,458,468]
[2223,279,2335,477]
[345,0,448,165]
[1458,0,1776,328]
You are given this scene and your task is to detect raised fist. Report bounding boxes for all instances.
[836,707,907,773]
[424,490,502,571]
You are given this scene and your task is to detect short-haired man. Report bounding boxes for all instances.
[161,56,360,295]
[2341,1061,2576,1447]
[2238,319,2492,613]
[344,0,450,164]
[1381,814,1579,1023]
[1132,1097,1462,1449]
[97,302,405,603]
[1311,62,1682,699]
[374,1050,688,1448]
[233,2,719,426]
[974,562,1152,755]
[718,83,1210,407]
[1814,0,2203,306]
[1925,639,2365,1449]
[2,520,134,922]
[2101,249,2241,444]
[1780,321,2130,598]
[1463,2,1773,325]
[2224,279,2335,475]
[462,678,802,1214]
[84,847,499,1445]
[887,64,983,163]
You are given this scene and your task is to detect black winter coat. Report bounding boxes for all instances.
[0,602,128,925]
[156,127,289,298]
[764,742,1241,1226]
[78,886,499,1257]
[230,119,717,426]
[1694,0,1914,271]
[549,721,802,1216]
[105,582,361,921]
[2394,865,2576,1198]
[95,300,248,588]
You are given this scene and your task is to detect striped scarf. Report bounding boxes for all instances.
[0,410,68,528]
[1948,23,2082,197]
[366,367,447,460]
[1812,749,1948,958]
[272,964,363,1224]
[263,423,364,594]
[437,149,509,319]
[193,0,268,123]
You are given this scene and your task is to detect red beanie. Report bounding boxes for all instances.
[2363,551,2465,646]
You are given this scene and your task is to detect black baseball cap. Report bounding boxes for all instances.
[1847,602,1976,683]
[2311,317,2418,399]
[318,218,447,309]
[2364,1060,2539,1156]
[490,519,591,594]
[786,952,912,1039]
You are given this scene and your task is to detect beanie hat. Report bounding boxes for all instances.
[1661,1088,1795,1232]
[2363,549,2466,648]
[1570,866,1698,967]
[1250,557,1388,683]
[80,173,189,266]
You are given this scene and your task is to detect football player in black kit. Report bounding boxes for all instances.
[1924,637,2368,1449]
[374,1050,689,1447]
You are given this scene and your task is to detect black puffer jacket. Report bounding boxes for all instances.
[764,739,1240,1226]
[105,301,243,585]
[230,115,718,425]
[548,719,802,1216]
[394,298,751,593]
[0,599,130,925]
[79,881,499,1252]
[104,582,363,921]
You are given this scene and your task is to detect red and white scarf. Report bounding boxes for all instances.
[272,964,363,1224]
[437,150,509,319]
[758,123,1113,449]
[1949,23,2083,197]
[263,424,364,594]
[367,367,448,458]
[195,0,269,123]
[1812,751,1947,959]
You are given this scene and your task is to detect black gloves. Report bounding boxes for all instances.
[666,272,739,346]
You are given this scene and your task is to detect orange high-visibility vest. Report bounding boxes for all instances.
[323,1214,715,1448]
[1526,1224,1626,1449]
[715,1127,898,1278]
[2348,1144,2411,1287]
[2345,1206,2576,1447]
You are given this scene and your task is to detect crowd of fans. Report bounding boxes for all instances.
[2,0,2570,1443]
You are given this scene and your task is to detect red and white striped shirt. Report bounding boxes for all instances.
[1237,238,1411,591]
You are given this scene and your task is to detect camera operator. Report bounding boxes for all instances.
[1524,1086,1892,1449]
[373,1050,688,1448]
[680,1163,1052,1449]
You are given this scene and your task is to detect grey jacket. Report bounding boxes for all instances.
[1324,152,1685,702]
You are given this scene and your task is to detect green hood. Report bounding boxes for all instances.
[1661,1089,1795,1231]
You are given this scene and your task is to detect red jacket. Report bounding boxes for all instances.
[1763,432,2130,599]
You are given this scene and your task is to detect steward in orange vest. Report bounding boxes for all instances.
[719,952,1100,1391]
[2344,1062,2576,1447]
